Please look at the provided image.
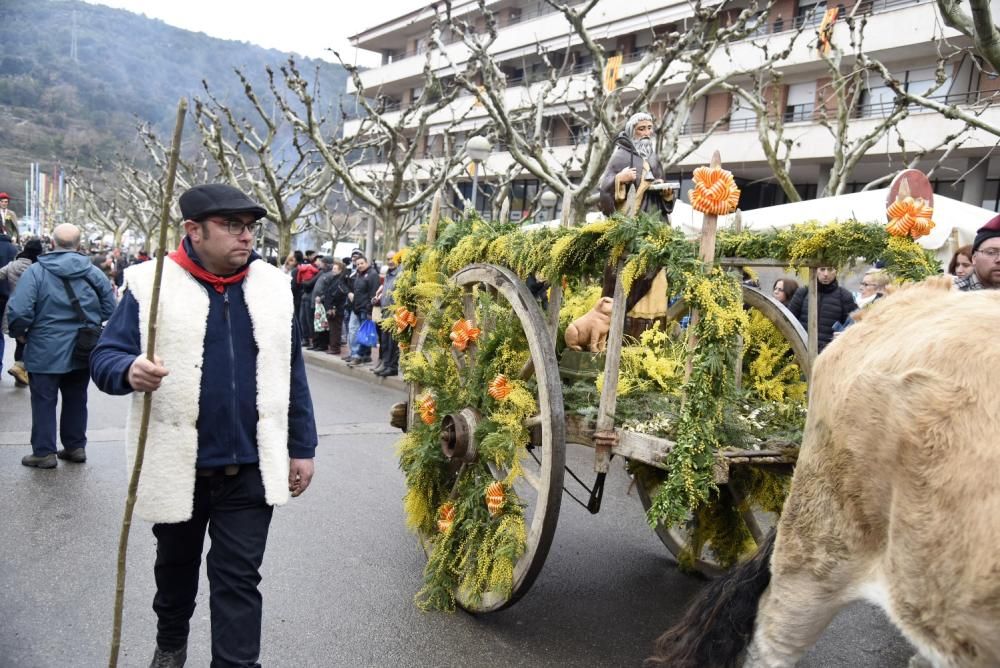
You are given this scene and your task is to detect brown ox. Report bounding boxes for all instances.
[649,277,1000,668]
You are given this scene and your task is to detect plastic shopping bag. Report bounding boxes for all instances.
[357,318,379,347]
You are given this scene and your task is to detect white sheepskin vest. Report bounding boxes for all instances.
[122,257,293,523]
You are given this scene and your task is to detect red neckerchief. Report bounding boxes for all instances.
[169,239,250,294]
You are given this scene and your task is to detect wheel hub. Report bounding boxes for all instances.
[440,408,480,462]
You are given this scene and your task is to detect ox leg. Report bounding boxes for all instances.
[906,654,934,668]
[742,574,849,668]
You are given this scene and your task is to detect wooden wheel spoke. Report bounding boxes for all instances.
[518,466,541,492]
[728,481,765,544]
[461,286,477,328]
[448,462,468,500]
[481,283,498,333]
[450,346,468,385]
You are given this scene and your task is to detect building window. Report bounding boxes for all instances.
[455,182,494,218]
[729,99,757,132]
[785,81,816,122]
[795,0,826,26]
[982,179,1000,211]
[509,179,541,221]
[569,123,590,144]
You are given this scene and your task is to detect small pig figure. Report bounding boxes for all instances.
[564,297,614,352]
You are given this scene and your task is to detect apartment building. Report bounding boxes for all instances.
[346,0,1000,220]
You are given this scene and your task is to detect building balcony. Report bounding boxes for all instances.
[348,0,938,99]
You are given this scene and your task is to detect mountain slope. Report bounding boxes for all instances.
[0,0,348,203]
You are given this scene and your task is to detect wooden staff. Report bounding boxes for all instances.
[109,98,187,668]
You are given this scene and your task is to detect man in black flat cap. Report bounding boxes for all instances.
[91,184,318,667]
[956,215,1000,291]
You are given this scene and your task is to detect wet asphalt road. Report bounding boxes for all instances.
[0,347,915,667]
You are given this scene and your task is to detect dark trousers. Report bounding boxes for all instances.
[14,339,24,362]
[0,295,7,365]
[298,294,314,342]
[313,330,329,350]
[327,310,344,354]
[152,465,274,668]
[29,368,89,456]
[378,322,399,372]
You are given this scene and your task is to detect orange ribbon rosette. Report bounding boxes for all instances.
[688,166,741,216]
[450,319,481,352]
[394,306,416,333]
[437,503,456,533]
[886,196,935,239]
[417,394,437,425]
[485,481,505,517]
[487,374,513,401]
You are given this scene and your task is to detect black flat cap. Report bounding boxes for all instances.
[179,184,266,221]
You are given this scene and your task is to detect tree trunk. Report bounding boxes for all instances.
[278,221,292,262]
[375,210,394,259]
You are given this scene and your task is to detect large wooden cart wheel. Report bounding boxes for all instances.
[406,263,565,612]
[635,284,804,575]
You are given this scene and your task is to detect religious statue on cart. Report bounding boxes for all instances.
[595,112,675,339]
[598,112,676,218]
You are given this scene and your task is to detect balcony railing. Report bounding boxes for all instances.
[680,89,993,135]
[352,87,994,164]
[748,0,930,37]
[391,2,568,60]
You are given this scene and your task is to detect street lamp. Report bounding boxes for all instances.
[465,136,492,213]
[539,189,558,222]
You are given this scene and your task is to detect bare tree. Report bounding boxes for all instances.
[937,0,1000,73]
[71,121,218,251]
[435,0,785,221]
[194,64,337,259]
[728,6,976,199]
[275,45,470,254]
[299,190,368,252]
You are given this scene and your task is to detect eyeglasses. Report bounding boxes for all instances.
[977,248,1000,260]
[209,218,260,236]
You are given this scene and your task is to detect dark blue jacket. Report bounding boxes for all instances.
[90,243,317,468]
[0,234,18,297]
[7,250,117,373]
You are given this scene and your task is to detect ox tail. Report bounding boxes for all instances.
[646,530,776,668]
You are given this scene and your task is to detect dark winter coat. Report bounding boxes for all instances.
[786,279,858,352]
[349,266,379,318]
[0,234,18,297]
[321,271,349,312]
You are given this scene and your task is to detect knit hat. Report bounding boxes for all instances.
[0,192,9,200]
[972,213,1000,252]
[179,184,266,221]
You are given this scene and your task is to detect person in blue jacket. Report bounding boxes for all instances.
[7,223,116,468]
[90,184,318,668]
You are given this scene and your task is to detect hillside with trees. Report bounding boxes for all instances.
[0,0,348,203]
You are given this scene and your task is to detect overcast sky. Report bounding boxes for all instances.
[84,0,427,67]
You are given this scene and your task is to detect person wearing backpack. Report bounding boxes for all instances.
[6,224,115,468]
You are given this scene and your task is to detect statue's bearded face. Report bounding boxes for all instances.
[634,135,655,158]
[632,120,655,158]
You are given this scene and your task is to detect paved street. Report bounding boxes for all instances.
[0,349,915,667]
